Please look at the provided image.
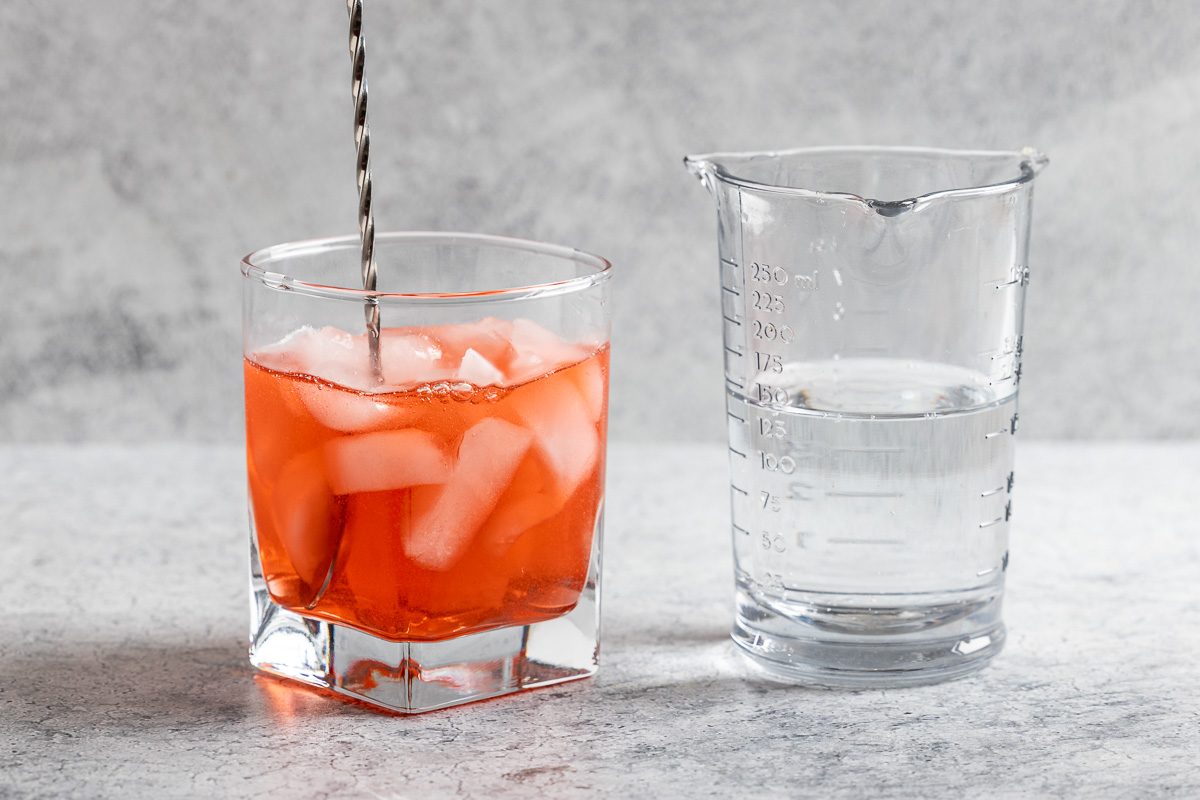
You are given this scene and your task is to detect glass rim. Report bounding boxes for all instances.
[241,231,613,306]
[684,145,1049,207]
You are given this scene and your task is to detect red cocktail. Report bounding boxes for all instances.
[246,319,607,641]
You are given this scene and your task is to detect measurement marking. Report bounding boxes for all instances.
[732,523,750,536]
[984,429,1009,439]
[979,516,1004,529]
[980,485,1007,497]
[727,411,746,423]
[726,377,745,389]
[728,446,748,459]
[989,349,1016,361]
[990,372,1014,384]
[724,345,744,357]
[721,285,741,296]
[828,537,903,546]
[976,567,997,577]
[730,485,749,496]
[825,490,904,498]
[992,278,1020,289]
[722,314,742,326]
[721,257,740,268]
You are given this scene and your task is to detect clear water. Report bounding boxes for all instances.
[728,359,1016,618]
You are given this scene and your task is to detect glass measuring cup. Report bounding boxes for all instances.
[242,232,611,713]
[686,147,1047,686]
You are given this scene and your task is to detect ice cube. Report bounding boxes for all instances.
[379,329,451,388]
[272,451,340,591]
[323,429,452,495]
[477,449,559,551]
[298,326,372,389]
[427,317,515,366]
[568,357,606,423]
[254,326,457,392]
[253,325,379,392]
[479,491,562,553]
[457,348,505,387]
[505,319,588,386]
[405,417,534,570]
[509,371,599,499]
[295,381,415,433]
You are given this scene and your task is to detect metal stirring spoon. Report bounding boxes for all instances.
[301,0,383,611]
[347,0,382,382]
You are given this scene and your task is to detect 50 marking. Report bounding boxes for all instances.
[760,532,787,553]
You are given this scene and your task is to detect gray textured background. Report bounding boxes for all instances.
[2,1,1198,443]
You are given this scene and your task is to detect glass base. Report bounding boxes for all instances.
[248,533,600,714]
[732,586,1005,688]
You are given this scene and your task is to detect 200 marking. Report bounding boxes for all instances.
[752,320,795,343]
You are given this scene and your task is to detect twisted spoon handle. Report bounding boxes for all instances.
[347,0,381,380]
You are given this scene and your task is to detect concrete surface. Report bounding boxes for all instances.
[2,442,1198,797]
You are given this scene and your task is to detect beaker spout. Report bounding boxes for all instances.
[683,154,718,193]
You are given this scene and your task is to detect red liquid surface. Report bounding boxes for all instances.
[245,319,607,642]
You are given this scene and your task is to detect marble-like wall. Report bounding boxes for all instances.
[2,1,1197,441]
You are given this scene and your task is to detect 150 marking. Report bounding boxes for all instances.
[757,385,789,404]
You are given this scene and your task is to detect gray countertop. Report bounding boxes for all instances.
[2,442,1198,798]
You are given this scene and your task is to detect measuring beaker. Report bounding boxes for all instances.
[685,147,1047,686]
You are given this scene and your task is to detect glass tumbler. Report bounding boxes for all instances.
[686,147,1047,686]
[242,232,611,713]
